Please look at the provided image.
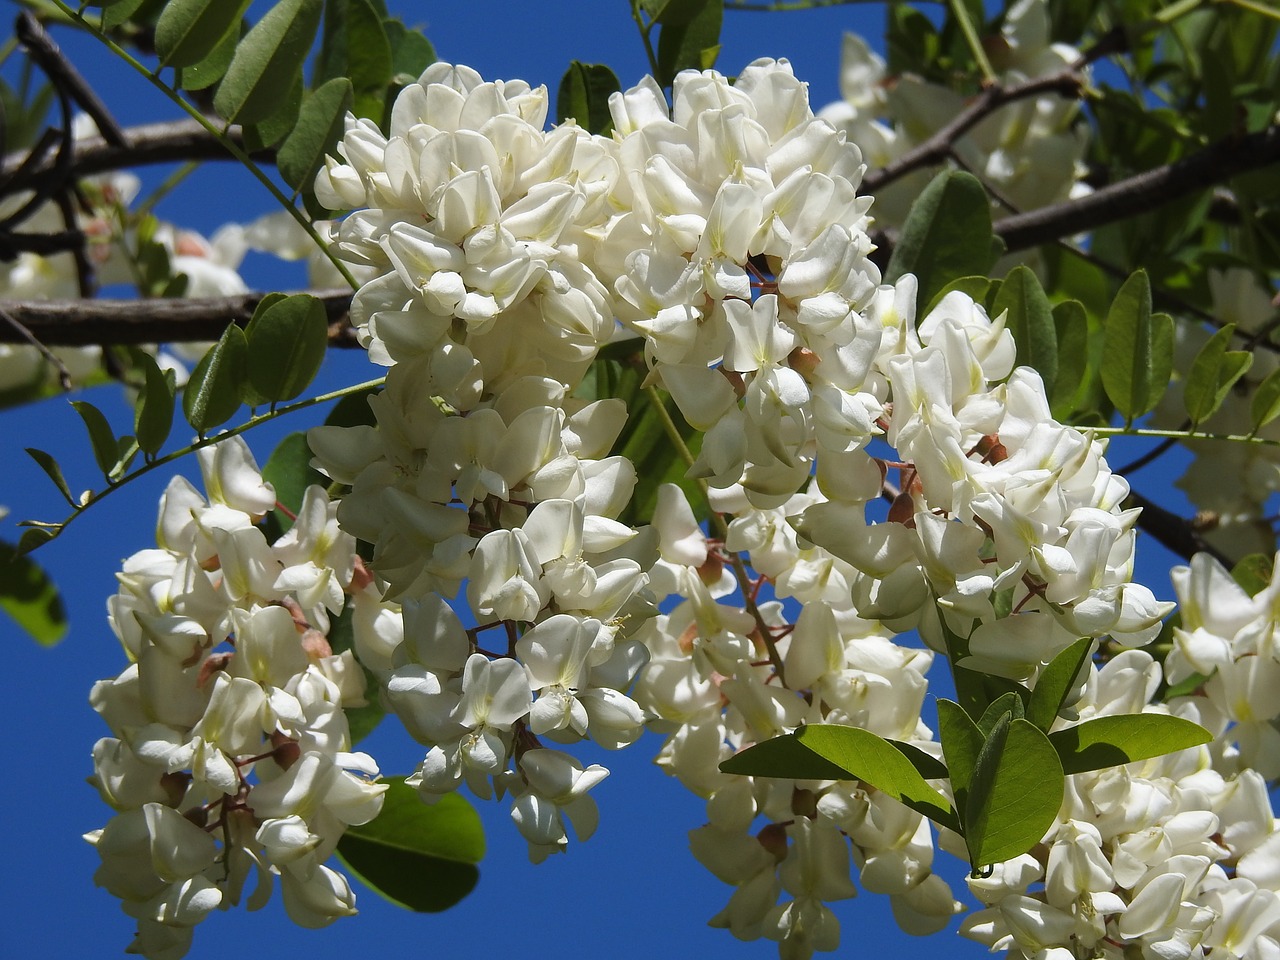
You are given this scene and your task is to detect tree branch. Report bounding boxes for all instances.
[1128,489,1233,567]
[994,124,1280,253]
[0,289,358,346]
[861,70,1085,193]
[0,119,268,200]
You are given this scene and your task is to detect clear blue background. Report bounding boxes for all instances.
[0,3,1195,958]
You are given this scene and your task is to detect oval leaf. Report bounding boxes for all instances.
[26,447,75,508]
[794,725,957,830]
[245,294,329,404]
[337,779,482,913]
[1050,299,1090,419]
[993,265,1057,397]
[937,698,983,808]
[213,0,322,125]
[655,0,723,87]
[134,352,177,457]
[1049,714,1213,775]
[1101,271,1172,422]
[70,399,119,480]
[886,170,995,312]
[557,61,621,134]
[183,323,248,434]
[278,77,354,191]
[155,0,252,69]
[965,717,1063,868]
[1025,637,1094,731]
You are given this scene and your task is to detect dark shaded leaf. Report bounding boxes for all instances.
[655,0,722,88]
[134,352,177,457]
[557,61,620,134]
[214,0,322,125]
[70,400,119,480]
[260,431,326,537]
[155,0,252,68]
[337,779,482,913]
[26,448,76,508]
[937,698,982,812]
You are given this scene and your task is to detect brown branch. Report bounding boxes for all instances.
[1128,489,1233,567]
[994,124,1280,253]
[0,120,269,201]
[0,289,358,346]
[862,69,1085,193]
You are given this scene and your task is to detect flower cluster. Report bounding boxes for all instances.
[87,437,388,958]
[303,56,1172,960]
[818,0,1090,227]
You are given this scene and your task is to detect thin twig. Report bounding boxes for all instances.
[15,11,125,146]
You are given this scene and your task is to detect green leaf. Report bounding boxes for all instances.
[1231,553,1275,597]
[278,78,353,192]
[1025,637,1094,731]
[337,779,482,913]
[557,61,621,134]
[325,386,380,427]
[183,324,248,435]
[241,72,304,152]
[655,0,723,88]
[245,295,329,405]
[993,266,1057,397]
[887,739,949,780]
[155,0,252,68]
[924,275,992,316]
[1101,271,1174,422]
[314,0,392,118]
[384,20,435,82]
[175,23,241,91]
[260,431,326,537]
[1184,324,1253,425]
[1251,367,1280,433]
[0,539,67,646]
[26,448,76,508]
[937,698,983,810]
[1049,714,1213,775]
[977,693,1024,736]
[1050,300,1090,419]
[16,527,56,556]
[965,717,1063,868]
[214,0,322,125]
[70,400,120,481]
[886,170,995,313]
[728,725,959,830]
[134,352,177,457]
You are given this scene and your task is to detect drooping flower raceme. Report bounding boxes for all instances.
[87,437,389,958]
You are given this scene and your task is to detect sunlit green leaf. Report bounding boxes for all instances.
[1251,367,1280,433]
[1050,299,1091,419]
[1025,637,1094,732]
[937,698,982,811]
[1101,271,1173,422]
[1231,553,1275,597]
[1185,324,1253,426]
[175,21,241,91]
[1049,714,1213,775]
[655,0,722,88]
[965,717,1063,868]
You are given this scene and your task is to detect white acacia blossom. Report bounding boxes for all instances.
[88,437,388,958]
[95,48,1277,960]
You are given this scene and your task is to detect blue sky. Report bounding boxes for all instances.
[0,2,1201,958]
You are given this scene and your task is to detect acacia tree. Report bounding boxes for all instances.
[3,0,1280,958]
